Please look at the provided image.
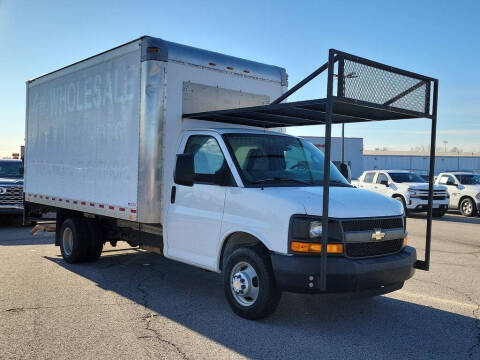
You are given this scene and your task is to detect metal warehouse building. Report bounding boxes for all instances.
[363,150,480,175]
[301,136,480,178]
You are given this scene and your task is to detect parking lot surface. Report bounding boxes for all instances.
[0,213,479,360]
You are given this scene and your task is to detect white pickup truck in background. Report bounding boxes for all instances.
[352,170,449,217]
[435,172,480,216]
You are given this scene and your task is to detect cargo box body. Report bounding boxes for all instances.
[25,36,286,223]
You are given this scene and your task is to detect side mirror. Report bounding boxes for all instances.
[339,163,352,183]
[19,167,24,175]
[174,153,194,187]
[380,179,389,186]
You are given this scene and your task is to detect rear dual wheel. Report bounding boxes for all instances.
[60,218,103,263]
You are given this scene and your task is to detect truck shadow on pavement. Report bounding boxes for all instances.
[44,250,478,360]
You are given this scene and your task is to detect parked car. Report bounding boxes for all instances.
[352,170,449,217]
[0,159,24,216]
[435,172,480,216]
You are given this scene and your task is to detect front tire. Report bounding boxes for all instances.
[432,209,446,217]
[460,198,476,217]
[394,196,408,216]
[223,246,281,320]
[60,218,89,263]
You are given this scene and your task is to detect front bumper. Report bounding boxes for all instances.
[271,246,416,294]
[407,197,449,212]
[0,205,23,215]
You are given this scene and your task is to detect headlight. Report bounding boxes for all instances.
[309,221,323,238]
[289,216,343,254]
[408,189,417,196]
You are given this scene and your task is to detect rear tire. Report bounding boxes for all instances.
[460,198,476,217]
[223,245,281,320]
[60,218,89,263]
[84,219,103,262]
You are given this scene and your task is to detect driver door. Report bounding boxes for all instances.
[439,175,458,208]
[166,132,231,270]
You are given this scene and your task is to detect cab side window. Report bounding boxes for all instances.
[439,175,455,185]
[184,135,227,184]
[376,173,388,184]
[363,172,375,183]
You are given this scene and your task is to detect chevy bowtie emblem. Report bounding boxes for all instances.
[372,229,385,240]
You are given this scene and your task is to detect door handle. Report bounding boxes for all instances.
[170,186,176,204]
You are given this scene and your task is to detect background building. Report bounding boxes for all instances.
[364,150,480,175]
[302,136,480,178]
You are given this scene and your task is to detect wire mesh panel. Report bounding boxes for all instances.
[337,56,431,114]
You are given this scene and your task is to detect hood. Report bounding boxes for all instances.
[394,182,446,191]
[263,186,404,218]
[0,178,23,186]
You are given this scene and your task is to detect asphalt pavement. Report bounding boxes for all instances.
[0,213,479,360]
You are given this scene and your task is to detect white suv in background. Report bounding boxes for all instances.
[435,172,480,216]
[353,170,449,217]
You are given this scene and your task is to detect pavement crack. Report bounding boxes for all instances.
[2,302,135,312]
[136,277,189,359]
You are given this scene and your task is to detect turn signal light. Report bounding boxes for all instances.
[403,237,408,247]
[291,242,344,254]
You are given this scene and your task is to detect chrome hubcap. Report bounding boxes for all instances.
[62,228,73,256]
[230,261,259,306]
[462,201,473,214]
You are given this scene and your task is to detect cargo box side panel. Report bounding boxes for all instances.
[25,45,141,220]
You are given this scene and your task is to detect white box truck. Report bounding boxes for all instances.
[25,37,419,319]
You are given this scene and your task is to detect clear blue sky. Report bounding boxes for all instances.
[1,0,479,157]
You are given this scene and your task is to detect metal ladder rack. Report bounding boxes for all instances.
[184,49,438,291]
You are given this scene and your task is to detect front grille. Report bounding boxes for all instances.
[418,196,446,200]
[0,186,23,205]
[345,239,404,258]
[341,217,403,232]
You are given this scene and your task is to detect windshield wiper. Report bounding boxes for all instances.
[252,178,313,186]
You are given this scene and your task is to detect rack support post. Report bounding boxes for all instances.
[320,49,335,291]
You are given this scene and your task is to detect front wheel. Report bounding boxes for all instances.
[432,209,446,217]
[223,246,281,320]
[394,196,408,216]
[460,198,476,217]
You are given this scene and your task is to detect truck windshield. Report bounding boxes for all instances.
[388,172,425,183]
[456,174,480,185]
[0,161,23,179]
[223,133,350,187]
